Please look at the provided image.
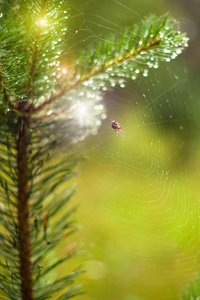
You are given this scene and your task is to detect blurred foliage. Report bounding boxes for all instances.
[63,1,200,300]
[181,273,200,300]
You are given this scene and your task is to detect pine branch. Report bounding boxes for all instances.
[0,65,13,108]
[26,40,39,98]
[32,14,188,114]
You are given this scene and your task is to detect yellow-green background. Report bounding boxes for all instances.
[63,1,200,300]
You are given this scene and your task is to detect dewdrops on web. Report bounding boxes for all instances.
[52,86,106,142]
[73,102,90,126]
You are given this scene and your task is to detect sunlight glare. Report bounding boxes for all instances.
[74,102,91,126]
[37,17,48,27]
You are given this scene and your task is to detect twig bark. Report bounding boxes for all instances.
[16,115,33,300]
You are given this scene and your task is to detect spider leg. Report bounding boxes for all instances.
[117,129,125,137]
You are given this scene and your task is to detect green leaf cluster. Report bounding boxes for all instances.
[70,14,188,91]
[0,0,68,101]
[0,119,84,299]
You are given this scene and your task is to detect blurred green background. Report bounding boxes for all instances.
[61,1,200,300]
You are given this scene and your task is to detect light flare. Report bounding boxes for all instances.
[37,17,48,27]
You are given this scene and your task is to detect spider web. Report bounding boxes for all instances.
[64,1,200,300]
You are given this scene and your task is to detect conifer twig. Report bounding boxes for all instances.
[0,65,12,108]
[16,116,33,300]
[32,14,188,115]
[32,37,161,114]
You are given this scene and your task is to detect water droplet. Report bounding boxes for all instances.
[107,66,113,72]
[171,53,177,59]
[96,120,102,126]
[143,70,148,77]
[101,114,107,120]
[88,79,93,85]
[147,62,153,68]
[99,75,104,80]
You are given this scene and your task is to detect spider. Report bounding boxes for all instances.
[111,120,124,136]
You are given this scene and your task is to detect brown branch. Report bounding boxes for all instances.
[16,115,33,300]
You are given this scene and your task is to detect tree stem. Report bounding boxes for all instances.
[16,116,33,300]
